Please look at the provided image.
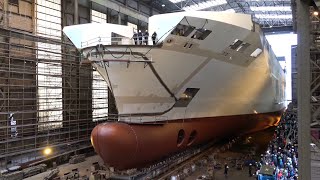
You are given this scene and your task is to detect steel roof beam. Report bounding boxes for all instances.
[91,0,149,22]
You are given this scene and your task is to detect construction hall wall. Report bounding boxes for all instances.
[0,0,121,168]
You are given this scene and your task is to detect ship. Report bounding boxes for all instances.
[63,11,286,170]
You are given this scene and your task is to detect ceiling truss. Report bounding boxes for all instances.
[156,0,294,28]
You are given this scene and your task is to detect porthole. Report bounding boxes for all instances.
[187,130,197,146]
[177,129,185,147]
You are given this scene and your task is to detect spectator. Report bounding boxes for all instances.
[144,30,149,45]
[152,31,157,45]
[133,32,138,45]
[138,30,143,45]
[258,106,299,179]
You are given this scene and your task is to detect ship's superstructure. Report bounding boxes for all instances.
[63,11,285,169]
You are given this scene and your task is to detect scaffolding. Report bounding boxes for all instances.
[0,26,104,168]
[0,0,110,169]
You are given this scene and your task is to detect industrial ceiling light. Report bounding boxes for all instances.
[313,11,319,16]
[169,0,184,3]
[246,0,291,1]
[162,4,165,7]
[224,9,236,13]
[250,6,291,12]
[255,14,292,19]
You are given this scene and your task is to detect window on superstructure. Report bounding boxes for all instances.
[174,88,199,107]
[191,29,212,40]
[230,39,243,50]
[236,43,251,52]
[171,23,195,37]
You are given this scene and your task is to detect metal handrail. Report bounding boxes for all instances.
[116,113,169,124]
[81,36,153,48]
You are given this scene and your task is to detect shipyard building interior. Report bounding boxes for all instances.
[0,0,318,179]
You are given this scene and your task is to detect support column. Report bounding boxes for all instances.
[74,0,79,24]
[107,8,111,23]
[123,15,128,25]
[150,7,153,16]
[297,0,311,179]
[118,13,121,25]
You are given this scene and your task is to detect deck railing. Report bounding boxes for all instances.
[105,113,169,124]
[109,114,168,124]
[81,36,154,48]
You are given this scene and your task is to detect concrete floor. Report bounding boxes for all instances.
[25,154,257,180]
[24,155,103,180]
[24,153,259,180]
[185,151,257,180]
[186,168,256,180]
[25,128,273,180]
[23,126,320,180]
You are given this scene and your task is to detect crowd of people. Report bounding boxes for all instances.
[257,107,299,180]
[132,30,157,45]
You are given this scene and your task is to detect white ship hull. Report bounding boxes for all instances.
[64,11,285,121]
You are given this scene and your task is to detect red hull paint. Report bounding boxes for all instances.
[91,110,283,169]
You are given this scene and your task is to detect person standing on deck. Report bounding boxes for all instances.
[133,32,138,45]
[152,31,157,45]
[144,30,149,45]
[138,30,143,45]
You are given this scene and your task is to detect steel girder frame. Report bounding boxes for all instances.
[161,0,293,27]
[227,0,293,27]
[310,13,320,125]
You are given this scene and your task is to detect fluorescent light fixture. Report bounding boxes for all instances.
[250,6,291,11]
[255,14,292,19]
[169,0,184,3]
[224,9,235,13]
[246,0,291,1]
[183,0,227,11]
